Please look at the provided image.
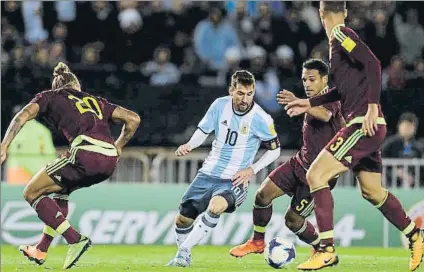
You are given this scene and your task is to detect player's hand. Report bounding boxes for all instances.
[277,90,298,105]
[175,144,193,156]
[284,99,311,117]
[362,104,379,136]
[1,144,7,165]
[232,167,254,188]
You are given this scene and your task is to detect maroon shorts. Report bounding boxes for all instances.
[268,157,337,217]
[46,149,118,194]
[325,123,386,173]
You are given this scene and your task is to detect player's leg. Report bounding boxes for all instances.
[288,177,338,253]
[167,173,213,267]
[285,208,319,250]
[172,173,209,248]
[297,150,348,270]
[356,170,424,271]
[286,184,320,250]
[179,194,230,252]
[19,167,86,266]
[171,180,247,267]
[175,206,196,247]
[35,193,70,254]
[229,177,284,257]
[306,150,348,247]
[252,178,284,240]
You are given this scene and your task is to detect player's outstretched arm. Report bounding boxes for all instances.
[308,87,340,107]
[175,129,209,156]
[1,103,39,164]
[307,106,332,122]
[112,106,141,153]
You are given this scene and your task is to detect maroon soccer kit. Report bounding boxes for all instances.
[31,88,119,193]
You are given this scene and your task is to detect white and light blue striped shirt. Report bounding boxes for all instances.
[198,96,277,179]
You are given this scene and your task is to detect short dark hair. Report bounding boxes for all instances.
[302,59,329,77]
[321,1,346,13]
[231,70,255,88]
[399,112,419,126]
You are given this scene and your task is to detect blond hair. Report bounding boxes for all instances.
[52,62,80,90]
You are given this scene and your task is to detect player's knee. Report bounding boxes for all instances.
[284,210,305,232]
[306,168,327,188]
[360,187,386,205]
[306,169,319,186]
[23,186,39,204]
[179,201,199,221]
[208,196,228,216]
[255,189,272,206]
[175,213,194,228]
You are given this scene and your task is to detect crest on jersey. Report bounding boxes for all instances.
[240,121,249,135]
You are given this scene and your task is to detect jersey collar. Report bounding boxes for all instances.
[318,86,329,95]
[232,101,255,116]
[330,23,345,40]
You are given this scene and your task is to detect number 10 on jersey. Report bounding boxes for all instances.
[225,128,238,146]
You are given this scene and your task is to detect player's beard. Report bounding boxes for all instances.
[237,102,249,112]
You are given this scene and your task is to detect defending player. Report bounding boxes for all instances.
[229,59,344,258]
[0,62,140,269]
[167,70,281,267]
[284,2,424,270]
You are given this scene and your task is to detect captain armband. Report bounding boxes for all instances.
[263,137,280,150]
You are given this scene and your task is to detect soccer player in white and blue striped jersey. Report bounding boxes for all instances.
[167,70,281,267]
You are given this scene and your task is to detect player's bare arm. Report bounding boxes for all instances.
[1,103,39,164]
[112,106,141,154]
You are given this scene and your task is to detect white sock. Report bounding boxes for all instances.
[179,211,220,252]
[175,224,193,247]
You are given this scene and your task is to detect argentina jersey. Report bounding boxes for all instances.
[197,96,277,179]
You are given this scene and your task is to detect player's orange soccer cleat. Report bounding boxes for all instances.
[297,246,339,271]
[19,245,47,265]
[409,229,424,271]
[229,239,265,258]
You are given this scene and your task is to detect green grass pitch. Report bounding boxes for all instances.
[1,245,420,272]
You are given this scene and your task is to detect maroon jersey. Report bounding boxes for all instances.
[31,88,117,145]
[296,101,344,169]
[310,25,384,123]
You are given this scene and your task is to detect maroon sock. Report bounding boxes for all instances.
[294,220,319,247]
[31,196,80,244]
[378,192,417,236]
[252,202,272,241]
[311,187,334,246]
[36,196,69,252]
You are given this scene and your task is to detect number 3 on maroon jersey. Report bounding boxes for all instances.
[68,95,103,120]
[329,136,344,152]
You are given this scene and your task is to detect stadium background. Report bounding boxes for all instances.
[1,1,424,270]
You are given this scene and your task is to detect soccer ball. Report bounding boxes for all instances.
[264,237,296,269]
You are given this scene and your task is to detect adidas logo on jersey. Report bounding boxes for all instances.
[221,120,228,126]
[344,156,352,163]
[54,175,62,182]
[55,211,62,218]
